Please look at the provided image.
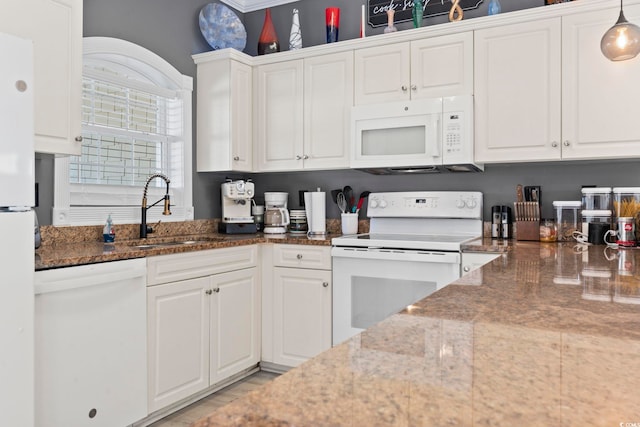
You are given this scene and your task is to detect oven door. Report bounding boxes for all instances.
[331,246,460,346]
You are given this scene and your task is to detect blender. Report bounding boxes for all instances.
[263,192,289,234]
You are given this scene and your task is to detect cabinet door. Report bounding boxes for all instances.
[562,5,640,160]
[1,0,82,155]
[474,18,561,163]
[196,58,252,172]
[303,52,353,170]
[147,277,209,412]
[273,267,331,367]
[354,42,411,104]
[209,268,260,385]
[231,61,253,171]
[411,32,473,99]
[255,60,304,171]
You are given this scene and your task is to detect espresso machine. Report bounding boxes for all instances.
[219,179,258,234]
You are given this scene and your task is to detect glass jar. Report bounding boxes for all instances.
[553,201,581,241]
[613,187,640,240]
[581,187,612,211]
[539,218,557,242]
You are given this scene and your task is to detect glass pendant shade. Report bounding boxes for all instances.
[601,2,640,61]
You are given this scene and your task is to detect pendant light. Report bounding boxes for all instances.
[601,0,640,61]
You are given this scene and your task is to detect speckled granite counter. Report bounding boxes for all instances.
[192,241,640,427]
[34,233,335,270]
[34,219,352,270]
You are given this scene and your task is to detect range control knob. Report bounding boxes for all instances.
[466,199,477,209]
[379,199,388,209]
[456,199,466,209]
[369,199,379,209]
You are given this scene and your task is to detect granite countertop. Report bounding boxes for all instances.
[192,241,640,426]
[34,232,334,270]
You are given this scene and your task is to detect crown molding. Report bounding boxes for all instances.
[219,0,299,13]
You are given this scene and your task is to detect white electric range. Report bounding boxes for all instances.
[331,191,483,345]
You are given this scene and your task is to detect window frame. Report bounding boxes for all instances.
[53,37,193,226]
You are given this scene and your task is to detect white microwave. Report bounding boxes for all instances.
[350,96,483,174]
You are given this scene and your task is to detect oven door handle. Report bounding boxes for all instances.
[331,247,460,264]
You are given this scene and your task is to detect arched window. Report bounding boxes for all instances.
[54,37,193,226]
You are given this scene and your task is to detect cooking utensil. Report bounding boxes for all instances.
[342,186,354,213]
[337,192,348,214]
[330,189,341,205]
[354,191,371,213]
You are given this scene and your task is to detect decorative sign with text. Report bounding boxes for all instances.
[368,0,484,27]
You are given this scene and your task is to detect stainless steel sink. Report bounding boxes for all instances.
[119,236,225,249]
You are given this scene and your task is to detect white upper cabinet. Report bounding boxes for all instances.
[303,52,353,170]
[355,42,411,104]
[354,32,473,105]
[561,4,640,160]
[254,60,304,171]
[194,52,253,172]
[411,32,474,99]
[474,18,562,163]
[1,0,82,155]
[255,51,353,172]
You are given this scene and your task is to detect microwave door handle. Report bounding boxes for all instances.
[430,116,441,159]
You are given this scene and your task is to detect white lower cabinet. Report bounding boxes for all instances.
[262,244,332,369]
[146,246,259,413]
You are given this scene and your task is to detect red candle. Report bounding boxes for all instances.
[325,7,340,43]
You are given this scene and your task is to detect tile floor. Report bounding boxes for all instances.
[149,371,280,427]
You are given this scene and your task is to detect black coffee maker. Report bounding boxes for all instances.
[491,205,512,239]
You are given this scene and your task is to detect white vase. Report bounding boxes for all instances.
[289,8,302,50]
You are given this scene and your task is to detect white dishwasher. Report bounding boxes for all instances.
[34,258,147,427]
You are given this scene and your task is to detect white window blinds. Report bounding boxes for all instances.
[71,73,183,188]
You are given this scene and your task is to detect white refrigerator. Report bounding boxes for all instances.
[0,32,35,427]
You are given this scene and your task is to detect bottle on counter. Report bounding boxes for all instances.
[103,214,115,243]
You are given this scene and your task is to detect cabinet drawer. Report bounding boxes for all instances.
[273,244,331,270]
[147,245,258,286]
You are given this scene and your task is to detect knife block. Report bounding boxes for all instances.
[514,201,540,241]
[516,221,540,241]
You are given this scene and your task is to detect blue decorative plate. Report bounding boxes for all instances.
[199,3,247,51]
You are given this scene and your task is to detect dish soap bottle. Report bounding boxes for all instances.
[103,214,115,243]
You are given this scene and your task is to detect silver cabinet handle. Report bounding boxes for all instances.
[463,266,470,272]
[213,287,220,293]
[205,289,213,295]
[563,140,570,147]
[303,155,309,160]
[233,156,240,161]
[401,85,408,92]
[296,155,302,160]
[551,141,558,148]
[75,136,83,142]
[322,282,329,288]
[411,85,417,91]
[296,254,303,260]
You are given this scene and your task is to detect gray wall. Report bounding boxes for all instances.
[35,0,640,224]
